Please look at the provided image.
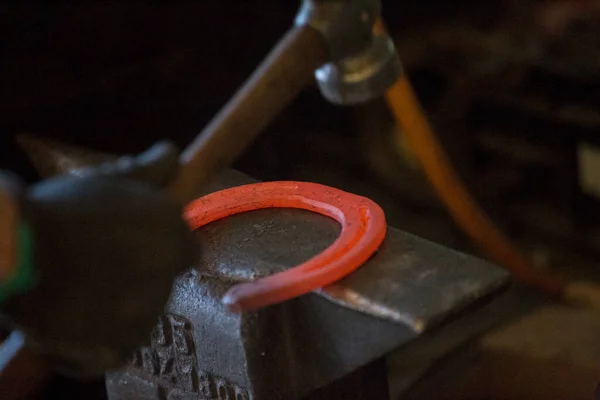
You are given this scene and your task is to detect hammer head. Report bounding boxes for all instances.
[296,0,402,104]
[315,33,402,105]
[16,134,509,332]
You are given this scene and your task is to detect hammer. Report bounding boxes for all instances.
[168,0,402,204]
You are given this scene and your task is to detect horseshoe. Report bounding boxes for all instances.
[184,181,387,312]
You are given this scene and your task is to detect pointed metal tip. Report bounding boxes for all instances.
[16,133,116,178]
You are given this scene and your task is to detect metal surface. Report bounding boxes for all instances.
[106,264,412,399]
[105,169,508,399]
[18,137,509,398]
[320,224,507,332]
[314,34,403,105]
[197,171,508,332]
[294,0,379,62]
[18,135,509,331]
[295,0,402,104]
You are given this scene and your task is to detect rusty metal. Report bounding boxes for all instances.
[102,169,507,400]
[195,170,509,331]
[295,0,380,63]
[319,232,507,332]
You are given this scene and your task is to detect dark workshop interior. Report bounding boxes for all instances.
[2,1,600,399]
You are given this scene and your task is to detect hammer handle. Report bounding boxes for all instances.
[168,25,328,204]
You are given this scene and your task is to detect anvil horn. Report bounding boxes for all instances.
[16,134,116,178]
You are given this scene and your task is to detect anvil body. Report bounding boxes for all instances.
[106,170,508,400]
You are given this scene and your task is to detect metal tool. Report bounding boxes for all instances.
[11,137,509,398]
[18,135,509,331]
[168,0,402,205]
[106,169,509,399]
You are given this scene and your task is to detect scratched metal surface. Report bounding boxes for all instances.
[320,232,509,332]
[19,136,510,332]
[18,137,510,398]
[200,169,510,332]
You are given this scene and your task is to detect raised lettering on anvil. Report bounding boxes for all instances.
[129,313,252,400]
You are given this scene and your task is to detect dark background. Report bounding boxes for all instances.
[3,1,600,398]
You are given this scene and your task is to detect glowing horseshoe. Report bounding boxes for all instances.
[184,181,387,312]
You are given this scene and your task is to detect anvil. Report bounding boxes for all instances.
[18,136,510,399]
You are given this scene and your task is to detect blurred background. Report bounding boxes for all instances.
[2,0,600,398]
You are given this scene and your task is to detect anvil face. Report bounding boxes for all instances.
[105,170,508,400]
[17,136,509,399]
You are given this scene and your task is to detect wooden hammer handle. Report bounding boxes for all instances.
[168,25,328,204]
